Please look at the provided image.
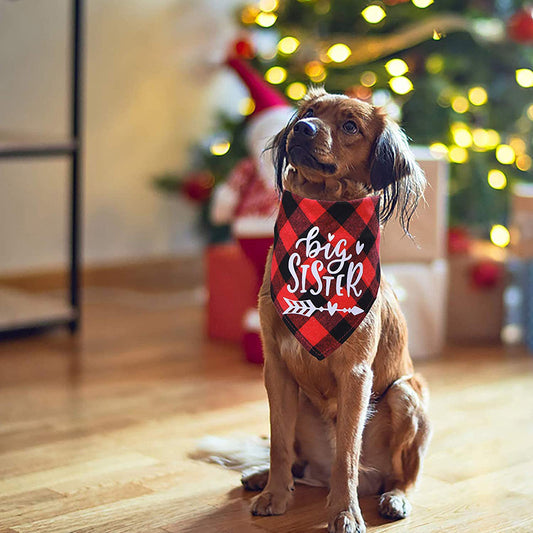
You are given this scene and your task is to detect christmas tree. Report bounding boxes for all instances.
[156,0,533,246]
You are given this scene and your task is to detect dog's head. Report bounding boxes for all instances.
[270,87,425,234]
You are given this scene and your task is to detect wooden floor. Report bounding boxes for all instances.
[0,259,532,532]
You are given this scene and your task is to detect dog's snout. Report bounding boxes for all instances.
[293,119,317,138]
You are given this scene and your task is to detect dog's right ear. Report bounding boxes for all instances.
[268,111,298,192]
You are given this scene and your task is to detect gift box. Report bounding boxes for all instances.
[206,243,256,342]
[383,260,448,360]
[510,183,533,259]
[380,147,448,263]
[446,242,506,343]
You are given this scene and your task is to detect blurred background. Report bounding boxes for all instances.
[0,1,533,530]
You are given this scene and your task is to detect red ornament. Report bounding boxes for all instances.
[234,38,255,59]
[447,227,471,255]
[470,260,503,289]
[181,172,215,203]
[507,6,533,44]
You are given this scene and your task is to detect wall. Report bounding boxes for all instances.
[0,0,244,274]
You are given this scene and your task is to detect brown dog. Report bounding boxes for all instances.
[242,88,431,533]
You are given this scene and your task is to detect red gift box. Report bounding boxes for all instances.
[206,243,257,342]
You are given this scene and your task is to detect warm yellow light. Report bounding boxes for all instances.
[286,82,307,100]
[385,58,408,77]
[451,96,469,114]
[429,142,448,158]
[361,5,386,24]
[412,0,434,7]
[210,140,230,156]
[360,71,377,87]
[490,224,510,248]
[389,76,413,95]
[305,61,326,82]
[449,146,468,163]
[486,129,501,148]
[468,86,488,106]
[516,154,532,171]
[255,11,277,27]
[278,36,300,55]
[264,66,287,84]
[453,127,473,148]
[259,0,278,12]
[495,144,516,165]
[472,129,490,150]
[326,43,352,63]
[426,54,444,74]
[487,169,507,190]
[432,29,443,40]
[509,136,526,154]
[527,104,533,121]
[241,6,260,24]
[516,68,533,88]
[238,97,256,116]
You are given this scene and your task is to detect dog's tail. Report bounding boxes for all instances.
[190,435,270,471]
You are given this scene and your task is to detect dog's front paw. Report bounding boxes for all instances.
[250,490,291,516]
[328,510,366,533]
[378,490,412,520]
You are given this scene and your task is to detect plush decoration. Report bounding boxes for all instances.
[271,191,381,360]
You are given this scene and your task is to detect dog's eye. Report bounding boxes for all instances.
[343,120,358,134]
[303,108,314,118]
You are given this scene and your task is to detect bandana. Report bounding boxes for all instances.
[270,190,381,360]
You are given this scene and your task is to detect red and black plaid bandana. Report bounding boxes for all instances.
[270,190,381,360]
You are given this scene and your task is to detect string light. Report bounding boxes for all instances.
[327,43,352,63]
[413,0,434,7]
[210,140,230,156]
[487,169,507,190]
[516,154,532,171]
[451,96,469,113]
[238,97,255,116]
[429,142,448,158]
[360,71,377,87]
[453,127,473,148]
[472,129,490,150]
[389,76,413,94]
[527,104,533,121]
[516,68,533,88]
[486,130,501,148]
[361,5,386,24]
[278,36,300,55]
[426,54,444,74]
[495,144,516,165]
[255,11,277,27]
[241,6,260,24]
[259,0,278,12]
[305,61,327,82]
[432,29,443,40]
[264,66,287,84]
[490,224,510,248]
[286,82,307,100]
[468,87,488,106]
[385,58,408,76]
[448,146,468,163]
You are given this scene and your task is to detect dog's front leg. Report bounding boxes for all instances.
[328,362,373,533]
[251,353,298,516]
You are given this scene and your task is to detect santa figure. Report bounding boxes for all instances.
[211,54,294,363]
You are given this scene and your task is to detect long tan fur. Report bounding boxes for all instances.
[244,89,432,533]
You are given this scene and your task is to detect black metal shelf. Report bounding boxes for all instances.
[0,0,83,339]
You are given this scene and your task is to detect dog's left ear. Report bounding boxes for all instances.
[268,111,298,192]
[370,117,426,236]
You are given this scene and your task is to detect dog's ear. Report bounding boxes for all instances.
[370,117,426,236]
[268,111,299,192]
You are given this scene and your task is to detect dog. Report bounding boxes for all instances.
[242,88,431,533]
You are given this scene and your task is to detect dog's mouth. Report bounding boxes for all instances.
[287,145,337,175]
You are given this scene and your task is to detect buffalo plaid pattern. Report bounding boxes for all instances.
[271,190,381,360]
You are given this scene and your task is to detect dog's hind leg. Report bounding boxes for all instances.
[378,373,432,520]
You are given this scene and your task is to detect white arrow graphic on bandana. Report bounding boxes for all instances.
[282,298,364,317]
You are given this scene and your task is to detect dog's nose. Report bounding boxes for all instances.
[293,119,317,138]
